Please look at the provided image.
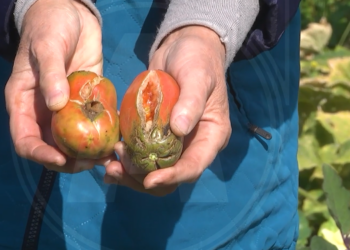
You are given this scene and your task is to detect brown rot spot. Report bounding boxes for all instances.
[82,101,104,121]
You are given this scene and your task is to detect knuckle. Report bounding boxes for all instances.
[187,175,200,184]
[13,140,25,158]
[31,39,54,57]
[180,159,203,184]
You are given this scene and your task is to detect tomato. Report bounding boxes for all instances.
[51,71,120,159]
[119,70,183,172]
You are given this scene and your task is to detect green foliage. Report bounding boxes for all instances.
[300,0,350,47]
[297,42,350,249]
[323,165,350,235]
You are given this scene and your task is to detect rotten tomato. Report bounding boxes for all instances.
[51,71,120,159]
[119,70,183,172]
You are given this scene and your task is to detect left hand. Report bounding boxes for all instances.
[104,26,232,196]
[5,0,109,173]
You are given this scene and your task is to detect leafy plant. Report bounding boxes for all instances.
[297,165,350,250]
[300,0,350,48]
[297,22,350,248]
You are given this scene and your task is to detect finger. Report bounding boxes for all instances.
[47,148,119,173]
[114,141,147,183]
[104,161,146,191]
[143,121,219,189]
[44,153,116,173]
[149,47,215,137]
[104,161,174,196]
[45,158,94,173]
[96,153,118,166]
[16,137,67,167]
[23,0,82,111]
[105,143,177,196]
[31,42,70,111]
[172,69,213,136]
[9,106,66,166]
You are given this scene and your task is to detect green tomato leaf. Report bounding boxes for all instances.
[316,111,350,145]
[330,84,350,99]
[302,189,329,217]
[298,210,313,247]
[319,218,347,250]
[311,165,324,180]
[322,164,350,236]
[320,144,339,165]
[297,247,311,250]
[327,57,350,86]
[322,84,350,113]
[335,140,350,165]
[298,133,321,170]
[310,236,338,250]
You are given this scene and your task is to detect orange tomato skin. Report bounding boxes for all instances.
[51,71,120,159]
[119,70,183,172]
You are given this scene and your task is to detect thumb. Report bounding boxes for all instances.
[169,69,214,136]
[34,44,70,111]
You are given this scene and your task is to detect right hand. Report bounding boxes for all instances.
[5,0,112,172]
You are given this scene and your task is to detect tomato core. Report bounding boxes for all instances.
[82,101,104,121]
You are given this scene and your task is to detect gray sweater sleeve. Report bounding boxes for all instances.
[14,0,259,69]
[149,0,260,69]
[13,0,102,34]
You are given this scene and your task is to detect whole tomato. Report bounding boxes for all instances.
[51,71,120,159]
[119,70,183,172]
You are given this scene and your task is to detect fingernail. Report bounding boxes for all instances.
[174,115,190,135]
[47,91,66,108]
[102,159,111,167]
[145,178,160,189]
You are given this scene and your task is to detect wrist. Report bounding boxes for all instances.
[73,0,102,27]
[15,0,101,35]
[160,25,226,65]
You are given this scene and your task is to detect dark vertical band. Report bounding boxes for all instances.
[22,168,57,250]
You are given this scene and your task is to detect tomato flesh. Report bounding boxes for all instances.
[142,80,157,123]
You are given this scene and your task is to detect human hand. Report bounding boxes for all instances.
[104,26,232,196]
[5,0,111,172]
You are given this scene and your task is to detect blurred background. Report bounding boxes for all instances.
[297,0,350,249]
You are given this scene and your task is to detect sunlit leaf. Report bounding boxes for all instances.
[311,165,324,180]
[335,140,350,165]
[298,134,321,170]
[319,218,347,250]
[316,111,350,145]
[321,85,350,113]
[330,84,350,98]
[322,164,350,236]
[300,18,332,55]
[327,57,350,86]
[310,236,338,250]
[319,144,339,165]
